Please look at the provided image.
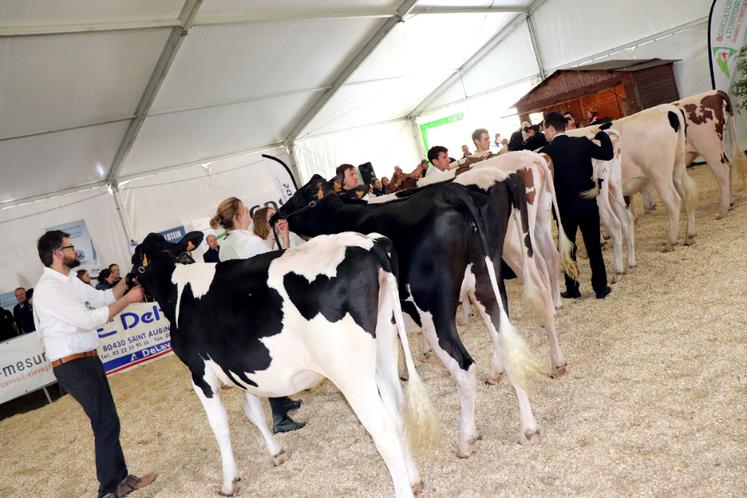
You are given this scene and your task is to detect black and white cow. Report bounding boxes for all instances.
[274,169,543,458]
[129,231,438,498]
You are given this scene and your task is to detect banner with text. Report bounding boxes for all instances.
[0,333,55,404]
[709,0,747,92]
[96,303,172,375]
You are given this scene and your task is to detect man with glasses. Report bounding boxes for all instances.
[33,230,157,498]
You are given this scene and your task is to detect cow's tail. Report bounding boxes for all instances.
[505,173,546,321]
[580,160,600,200]
[536,154,578,280]
[724,92,747,188]
[673,110,698,214]
[453,182,545,388]
[370,236,440,452]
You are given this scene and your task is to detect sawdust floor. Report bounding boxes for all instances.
[1,165,745,497]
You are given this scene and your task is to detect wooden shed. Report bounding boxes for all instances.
[514,59,680,125]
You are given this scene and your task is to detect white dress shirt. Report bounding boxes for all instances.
[219,229,270,261]
[33,267,116,361]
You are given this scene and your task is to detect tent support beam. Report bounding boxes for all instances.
[283,141,304,187]
[106,0,204,186]
[526,14,546,80]
[0,181,108,210]
[111,188,136,252]
[410,118,426,159]
[284,0,419,142]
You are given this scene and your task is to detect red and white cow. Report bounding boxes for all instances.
[674,89,747,218]
[570,104,696,252]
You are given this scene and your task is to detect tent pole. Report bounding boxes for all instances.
[410,118,426,159]
[111,187,136,255]
[282,140,304,186]
[526,14,546,80]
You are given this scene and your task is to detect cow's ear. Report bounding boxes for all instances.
[170,231,204,254]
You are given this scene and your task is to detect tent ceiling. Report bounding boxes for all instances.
[0,0,543,207]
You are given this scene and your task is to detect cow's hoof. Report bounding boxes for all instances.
[485,372,503,385]
[684,236,697,246]
[412,482,424,495]
[551,363,568,378]
[456,444,474,458]
[518,426,541,445]
[469,433,483,445]
[219,482,240,497]
[661,244,674,253]
[272,450,289,467]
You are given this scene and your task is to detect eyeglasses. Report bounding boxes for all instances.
[59,245,75,251]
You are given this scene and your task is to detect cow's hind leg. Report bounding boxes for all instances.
[375,308,421,490]
[336,379,415,498]
[192,382,240,496]
[418,311,478,458]
[242,393,287,466]
[655,181,682,252]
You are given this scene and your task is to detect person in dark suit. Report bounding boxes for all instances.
[202,234,220,263]
[0,305,18,341]
[13,287,35,333]
[540,112,614,299]
[522,124,548,151]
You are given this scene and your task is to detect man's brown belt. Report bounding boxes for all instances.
[50,349,98,367]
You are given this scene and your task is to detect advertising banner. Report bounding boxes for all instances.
[46,219,96,264]
[709,0,747,92]
[0,333,55,404]
[96,303,172,375]
[158,226,186,244]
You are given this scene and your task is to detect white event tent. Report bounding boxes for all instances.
[0,0,724,296]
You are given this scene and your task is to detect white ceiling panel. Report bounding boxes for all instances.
[150,19,381,113]
[0,29,170,140]
[299,75,436,137]
[417,0,530,7]
[0,0,183,27]
[196,0,400,20]
[0,121,129,204]
[348,12,513,83]
[122,90,321,177]
[302,12,513,135]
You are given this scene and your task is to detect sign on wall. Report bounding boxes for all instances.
[709,0,747,92]
[158,226,186,244]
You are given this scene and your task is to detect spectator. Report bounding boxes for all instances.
[426,145,452,176]
[381,177,391,193]
[461,145,471,158]
[563,112,577,130]
[371,178,386,196]
[586,110,600,126]
[203,234,220,263]
[0,305,18,340]
[33,230,154,498]
[210,197,305,434]
[13,287,35,333]
[108,264,121,284]
[508,121,530,151]
[493,132,502,148]
[95,269,116,291]
[77,269,93,285]
[522,124,548,151]
[335,163,368,200]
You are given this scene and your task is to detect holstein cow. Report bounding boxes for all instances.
[674,89,747,217]
[129,231,438,498]
[578,129,636,278]
[274,171,543,458]
[570,104,696,252]
[386,159,570,377]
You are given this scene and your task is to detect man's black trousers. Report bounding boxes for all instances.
[559,199,608,295]
[53,357,128,498]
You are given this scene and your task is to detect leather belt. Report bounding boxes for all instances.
[50,349,98,367]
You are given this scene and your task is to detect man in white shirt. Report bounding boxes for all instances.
[426,145,453,177]
[34,230,157,498]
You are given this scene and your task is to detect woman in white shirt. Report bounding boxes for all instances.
[209,197,305,434]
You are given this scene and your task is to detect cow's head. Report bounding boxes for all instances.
[271,174,335,231]
[128,231,204,297]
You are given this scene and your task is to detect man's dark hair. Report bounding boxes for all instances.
[76,269,88,279]
[335,163,355,186]
[15,287,24,292]
[471,128,488,143]
[37,230,69,267]
[544,112,567,132]
[108,263,118,270]
[427,145,448,165]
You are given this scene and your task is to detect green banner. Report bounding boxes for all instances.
[418,112,464,153]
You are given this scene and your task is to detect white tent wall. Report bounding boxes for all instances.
[0,187,131,293]
[532,0,710,72]
[118,146,291,246]
[294,119,421,182]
